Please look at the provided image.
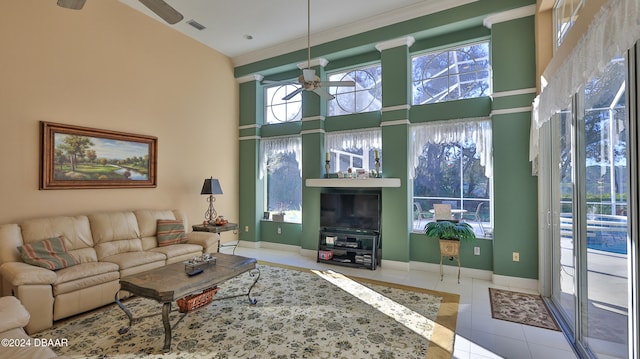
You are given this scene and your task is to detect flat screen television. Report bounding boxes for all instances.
[320,192,381,232]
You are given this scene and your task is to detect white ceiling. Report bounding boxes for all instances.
[118,0,475,66]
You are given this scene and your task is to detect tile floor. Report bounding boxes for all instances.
[228,244,578,359]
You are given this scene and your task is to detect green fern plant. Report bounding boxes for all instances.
[424,221,476,241]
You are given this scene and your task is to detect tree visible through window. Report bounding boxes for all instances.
[261,136,302,223]
[411,119,492,236]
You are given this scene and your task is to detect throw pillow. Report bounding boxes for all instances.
[18,236,79,270]
[157,219,188,247]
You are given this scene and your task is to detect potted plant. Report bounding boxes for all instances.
[424,220,477,243]
[424,220,476,282]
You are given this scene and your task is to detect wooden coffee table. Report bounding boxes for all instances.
[115,253,259,352]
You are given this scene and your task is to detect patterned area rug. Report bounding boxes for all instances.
[488,288,560,331]
[36,262,459,358]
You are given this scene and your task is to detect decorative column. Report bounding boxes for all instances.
[300,58,328,252]
[237,74,264,243]
[375,37,415,267]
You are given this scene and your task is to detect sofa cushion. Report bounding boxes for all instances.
[20,215,96,264]
[149,243,202,259]
[134,209,177,237]
[100,251,166,272]
[18,237,79,270]
[156,220,188,247]
[89,211,142,260]
[53,262,120,296]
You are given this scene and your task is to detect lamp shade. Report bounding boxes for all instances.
[57,0,86,10]
[201,178,223,195]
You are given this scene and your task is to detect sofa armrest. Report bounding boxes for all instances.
[0,296,30,333]
[186,231,219,254]
[0,262,56,286]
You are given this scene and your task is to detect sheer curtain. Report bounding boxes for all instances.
[259,136,302,179]
[410,118,493,178]
[530,0,640,171]
[325,128,381,150]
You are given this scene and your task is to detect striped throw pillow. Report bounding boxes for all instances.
[157,219,188,247]
[18,236,79,270]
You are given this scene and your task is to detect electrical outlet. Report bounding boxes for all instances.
[474,246,480,255]
[244,225,249,232]
[277,227,282,235]
[513,252,520,262]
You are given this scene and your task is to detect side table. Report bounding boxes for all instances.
[192,223,239,254]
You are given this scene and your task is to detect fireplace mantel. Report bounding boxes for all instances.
[305,178,401,188]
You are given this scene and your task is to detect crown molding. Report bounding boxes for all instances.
[236,74,264,83]
[375,36,415,52]
[483,5,536,29]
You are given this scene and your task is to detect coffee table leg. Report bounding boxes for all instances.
[115,292,133,334]
[162,302,172,353]
[247,268,261,305]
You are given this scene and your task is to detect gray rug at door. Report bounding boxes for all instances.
[489,288,560,331]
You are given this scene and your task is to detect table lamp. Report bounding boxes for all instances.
[201,177,223,224]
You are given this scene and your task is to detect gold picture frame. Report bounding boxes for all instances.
[40,121,157,189]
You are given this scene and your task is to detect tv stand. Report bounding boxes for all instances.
[317,228,381,270]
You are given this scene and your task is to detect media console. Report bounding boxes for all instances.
[317,228,381,270]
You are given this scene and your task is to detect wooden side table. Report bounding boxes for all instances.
[192,223,239,254]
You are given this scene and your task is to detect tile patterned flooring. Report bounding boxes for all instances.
[228,244,578,359]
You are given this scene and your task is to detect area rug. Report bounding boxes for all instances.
[35,262,459,359]
[488,288,560,331]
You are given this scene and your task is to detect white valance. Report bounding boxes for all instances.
[530,0,640,172]
[259,136,302,179]
[325,128,382,150]
[410,118,493,179]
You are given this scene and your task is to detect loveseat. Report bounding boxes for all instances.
[0,209,219,334]
[0,296,69,359]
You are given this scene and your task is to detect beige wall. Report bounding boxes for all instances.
[0,0,238,226]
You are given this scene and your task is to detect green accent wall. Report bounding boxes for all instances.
[491,112,538,278]
[260,221,303,245]
[236,3,539,279]
[491,16,537,92]
[380,46,410,107]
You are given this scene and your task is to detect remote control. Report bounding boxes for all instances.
[187,268,203,276]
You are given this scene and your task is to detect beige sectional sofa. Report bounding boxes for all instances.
[0,209,219,334]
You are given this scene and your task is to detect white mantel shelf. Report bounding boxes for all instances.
[305,178,401,188]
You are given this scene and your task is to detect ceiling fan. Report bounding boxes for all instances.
[272,0,355,101]
[57,0,184,25]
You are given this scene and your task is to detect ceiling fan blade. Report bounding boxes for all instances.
[313,88,335,101]
[303,69,316,82]
[282,87,304,101]
[320,81,356,87]
[138,0,184,24]
[57,0,86,10]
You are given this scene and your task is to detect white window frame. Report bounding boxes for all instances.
[411,41,491,105]
[327,63,382,116]
[264,84,302,124]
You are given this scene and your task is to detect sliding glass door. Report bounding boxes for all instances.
[549,55,631,358]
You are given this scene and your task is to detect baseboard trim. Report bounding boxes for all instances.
[410,261,493,280]
[236,241,536,288]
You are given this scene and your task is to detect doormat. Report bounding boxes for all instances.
[489,288,560,331]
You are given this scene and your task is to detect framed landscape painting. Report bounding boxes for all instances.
[40,121,157,189]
